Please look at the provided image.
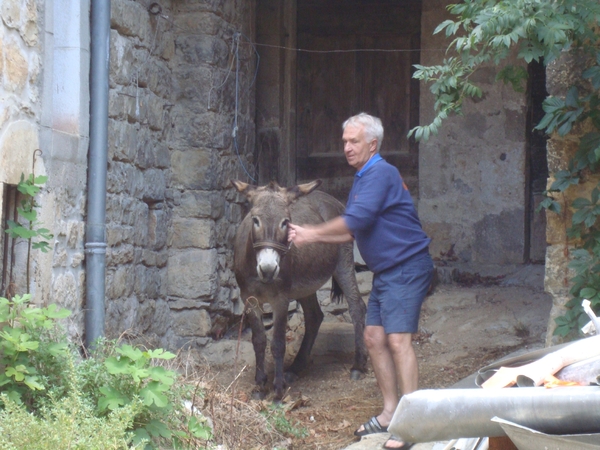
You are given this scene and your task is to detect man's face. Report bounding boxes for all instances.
[343,124,377,171]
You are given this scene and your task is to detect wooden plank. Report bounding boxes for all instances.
[489,436,519,450]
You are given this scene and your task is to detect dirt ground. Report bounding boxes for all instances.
[212,275,553,449]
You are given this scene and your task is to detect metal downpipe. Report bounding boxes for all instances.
[389,387,600,443]
[85,0,111,347]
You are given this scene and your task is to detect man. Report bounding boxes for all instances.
[288,112,433,450]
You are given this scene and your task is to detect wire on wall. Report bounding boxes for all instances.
[231,32,259,183]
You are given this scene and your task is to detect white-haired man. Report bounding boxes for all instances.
[288,112,433,450]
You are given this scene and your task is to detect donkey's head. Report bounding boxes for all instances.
[232,179,322,282]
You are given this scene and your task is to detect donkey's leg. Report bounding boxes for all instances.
[286,293,324,382]
[334,243,368,379]
[245,306,269,399]
[270,299,291,400]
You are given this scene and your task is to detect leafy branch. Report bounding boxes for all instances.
[4,174,54,294]
[411,0,600,337]
[410,0,600,141]
[0,294,71,403]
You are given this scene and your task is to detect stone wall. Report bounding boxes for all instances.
[104,0,176,343]
[0,0,258,351]
[0,0,90,347]
[165,0,256,349]
[0,0,258,352]
[104,0,256,350]
[0,0,42,295]
[41,0,91,336]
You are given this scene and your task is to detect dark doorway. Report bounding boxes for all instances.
[526,60,548,263]
[295,0,422,200]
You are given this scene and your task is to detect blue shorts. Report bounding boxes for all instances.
[366,252,434,334]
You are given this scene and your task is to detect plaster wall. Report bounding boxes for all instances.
[418,0,529,266]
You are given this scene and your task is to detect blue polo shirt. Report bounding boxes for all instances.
[343,155,430,274]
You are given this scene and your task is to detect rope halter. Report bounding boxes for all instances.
[252,239,292,257]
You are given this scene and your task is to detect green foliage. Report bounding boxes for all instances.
[0,297,142,448]
[0,297,213,449]
[552,248,600,338]
[412,0,600,337]
[261,403,308,439]
[0,294,71,405]
[0,370,143,450]
[5,174,53,254]
[76,339,213,450]
[1,175,214,449]
[411,0,600,140]
[93,342,183,447]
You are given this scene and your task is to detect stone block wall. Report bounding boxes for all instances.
[104,0,256,351]
[1,0,90,347]
[165,0,255,350]
[0,0,42,296]
[0,0,257,352]
[104,0,176,343]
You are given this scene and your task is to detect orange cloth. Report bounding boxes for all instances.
[543,374,583,388]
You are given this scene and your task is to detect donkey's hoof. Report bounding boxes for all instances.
[350,369,365,381]
[284,371,299,384]
[251,389,267,400]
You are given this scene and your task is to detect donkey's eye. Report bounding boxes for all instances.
[252,217,260,227]
[280,219,290,229]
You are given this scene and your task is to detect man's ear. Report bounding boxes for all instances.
[370,139,378,153]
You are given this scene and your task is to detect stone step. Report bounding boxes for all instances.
[312,321,357,355]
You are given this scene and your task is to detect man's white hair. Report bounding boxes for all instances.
[343,112,384,152]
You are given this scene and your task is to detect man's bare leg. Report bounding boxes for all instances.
[384,332,418,449]
[355,325,398,432]
[388,332,418,395]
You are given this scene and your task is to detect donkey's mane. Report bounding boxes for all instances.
[266,181,281,191]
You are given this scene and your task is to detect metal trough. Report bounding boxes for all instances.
[388,386,600,443]
[492,417,600,450]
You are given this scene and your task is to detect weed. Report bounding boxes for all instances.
[261,403,308,439]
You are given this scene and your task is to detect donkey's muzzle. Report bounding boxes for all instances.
[256,248,281,282]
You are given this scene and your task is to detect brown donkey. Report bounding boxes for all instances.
[232,180,367,399]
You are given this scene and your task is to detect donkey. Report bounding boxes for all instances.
[232,179,367,399]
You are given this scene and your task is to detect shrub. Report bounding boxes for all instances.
[0,295,214,449]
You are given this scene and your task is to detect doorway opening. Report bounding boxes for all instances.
[525,60,549,263]
[295,0,422,200]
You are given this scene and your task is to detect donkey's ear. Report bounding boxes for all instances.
[231,180,257,200]
[285,179,322,201]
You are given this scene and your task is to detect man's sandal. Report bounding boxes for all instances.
[353,416,388,437]
[383,435,415,450]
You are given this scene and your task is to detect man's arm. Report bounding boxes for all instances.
[288,216,354,247]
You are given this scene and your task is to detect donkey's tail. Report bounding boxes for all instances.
[330,277,344,304]
[331,262,370,303]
